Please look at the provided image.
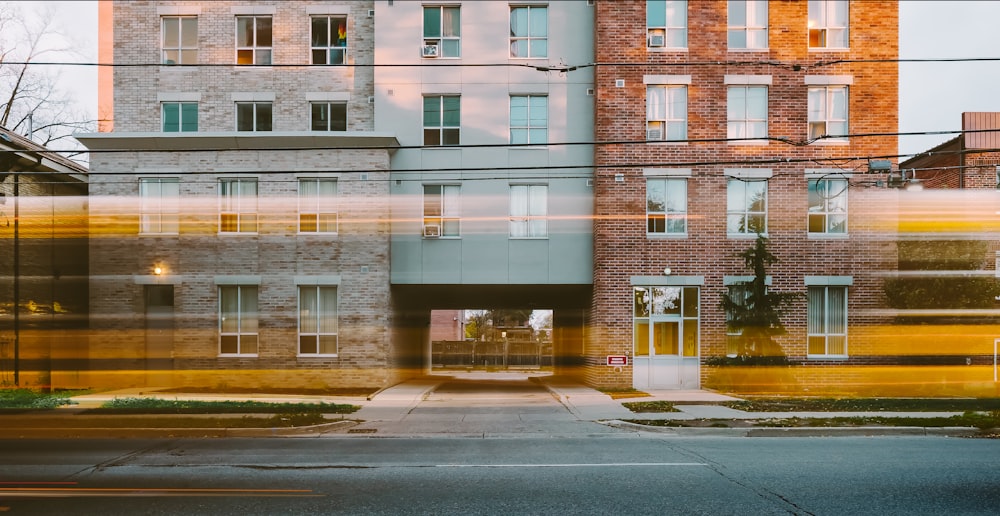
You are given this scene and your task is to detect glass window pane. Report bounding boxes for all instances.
[530,8,547,36]
[683,319,698,356]
[729,1,746,26]
[510,97,527,125]
[423,96,440,126]
[511,7,527,37]
[162,103,179,132]
[653,321,679,355]
[510,129,527,144]
[320,287,338,334]
[648,0,666,27]
[319,335,338,354]
[443,7,460,37]
[237,17,253,46]
[728,88,745,120]
[181,17,197,46]
[240,286,258,333]
[634,288,650,317]
[300,286,318,333]
[330,104,347,130]
[423,7,441,38]
[256,103,272,131]
[312,17,328,47]
[300,335,318,354]
[181,103,197,131]
[647,180,665,212]
[312,103,328,130]
[442,97,460,126]
[256,17,272,46]
[163,17,179,47]
[747,87,767,118]
[728,30,746,49]
[807,287,824,334]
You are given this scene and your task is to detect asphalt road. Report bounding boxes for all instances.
[2,436,999,515]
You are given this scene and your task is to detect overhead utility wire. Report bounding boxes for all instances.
[8,128,998,156]
[13,55,1000,70]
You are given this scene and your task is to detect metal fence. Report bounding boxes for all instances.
[431,340,553,369]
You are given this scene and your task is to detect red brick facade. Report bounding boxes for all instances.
[588,0,900,390]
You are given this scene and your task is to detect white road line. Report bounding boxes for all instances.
[434,463,707,468]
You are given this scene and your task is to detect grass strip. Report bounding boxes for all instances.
[724,397,1000,412]
[86,398,359,414]
[621,400,678,413]
[626,411,1000,430]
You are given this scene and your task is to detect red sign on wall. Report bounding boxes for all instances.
[606,355,628,366]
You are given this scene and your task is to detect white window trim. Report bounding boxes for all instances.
[311,15,349,65]
[234,15,272,65]
[234,101,273,132]
[297,285,339,357]
[645,176,688,238]
[161,15,198,65]
[138,177,180,235]
[806,284,849,359]
[218,178,259,234]
[725,173,769,237]
[310,101,348,131]
[509,94,548,145]
[808,0,850,51]
[423,184,461,238]
[509,5,548,59]
[298,178,338,234]
[645,84,689,143]
[218,284,259,357]
[727,85,768,144]
[509,183,548,239]
[646,0,688,50]
[808,85,849,143]
[806,171,850,238]
[727,0,768,51]
[423,5,462,59]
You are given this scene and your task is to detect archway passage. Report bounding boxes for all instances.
[391,285,591,383]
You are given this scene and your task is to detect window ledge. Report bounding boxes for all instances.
[646,233,688,239]
[140,232,180,237]
[807,355,849,361]
[727,48,769,52]
[509,237,549,240]
[298,354,339,358]
[647,141,689,146]
[728,232,767,239]
[647,47,689,52]
[218,232,260,236]
[808,47,850,52]
[808,232,849,240]
[298,232,339,236]
[810,139,849,146]
[218,354,259,358]
[728,140,769,146]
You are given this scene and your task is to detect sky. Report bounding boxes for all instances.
[7,0,1000,157]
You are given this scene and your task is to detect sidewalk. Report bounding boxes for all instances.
[0,374,983,438]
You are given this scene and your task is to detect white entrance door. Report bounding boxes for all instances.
[633,286,700,390]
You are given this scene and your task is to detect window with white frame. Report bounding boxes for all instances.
[423,5,461,57]
[728,0,767,49]
[423,95,460,146]
[808,285,847,357]
[162,16,197,64]
[311,102,347,131]
[727,178,767,235]
[646,177,687,235]
[633,286,700,358]
[727,86,767,139]
[808,0,849,49]
[646,85,687,141]
[219,285,258,355]
[646,0,687,48]
[235,15,272,65]
[807,86,848,140]
[423,184,460,237]
[808,177,848,234]
[139,178,179,234]
[311,15,347,65]
[299,178,337,233]
[236,102,272,131]
[219,178,258,233]
[510,95,547,144]
[510,184,547,238]
[299,285,338,355]
[510,5,547,58]
[162,102,198,132]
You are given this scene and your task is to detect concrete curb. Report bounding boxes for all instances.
[0,420,359,440]
[603,420,987,438]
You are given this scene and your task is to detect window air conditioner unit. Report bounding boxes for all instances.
[423,224,441,237]
[421,44,440,58]
[648,34,665,47]
[646,129,662,140]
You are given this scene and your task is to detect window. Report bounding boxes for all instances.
[509,184,547,238]
[646,85,687,141]
[727,178,767,235]
[646,0,687,48]
[808,177,848,234]
[299,178,338,233]
[162,16,197,64]
[236,15,272,65]
[139,178,179,234]
[510,5,547,58]
[727,86,767,139]
[423,95,460,146]
[633,286,699,358]
[220,285,258,355]
[646,178,687,235]
[807,86,848,139]
[724,282,750,357]
[299,286,338,355]
[423,6,461,57]
[236,102,272,132]
[311,102,347,131]
[312,16,347,65]
[808,0,848,49]
[728,0,767,49]
[162,102,198,132]
[808,286,847,357]
[510,95,547,144]
[219,178,258,233]
[423,184,460,237]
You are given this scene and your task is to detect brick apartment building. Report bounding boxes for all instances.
[78,1,404,390]
[586,0,902,391]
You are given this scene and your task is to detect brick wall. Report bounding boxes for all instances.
[588,0,900,389]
